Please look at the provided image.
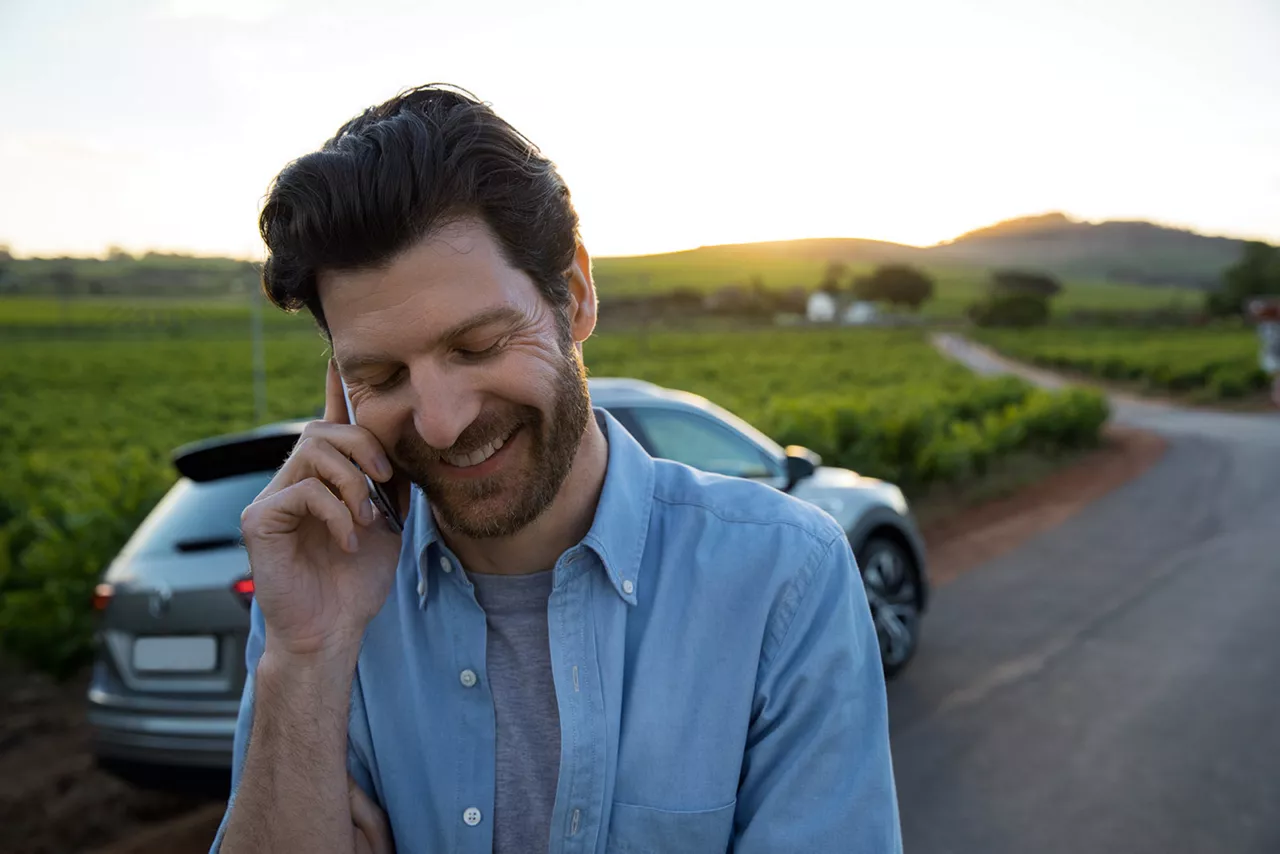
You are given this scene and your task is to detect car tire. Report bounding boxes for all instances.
[855,536,922,680]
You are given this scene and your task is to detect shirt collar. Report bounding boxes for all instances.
[410,407,654,607]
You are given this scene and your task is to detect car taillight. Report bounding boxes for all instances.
[232,577,254,608]
[92,583,114,611]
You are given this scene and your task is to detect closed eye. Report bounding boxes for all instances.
[457,335,511,361]
[370,368,405,391]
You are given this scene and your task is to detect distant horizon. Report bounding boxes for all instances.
[1,209,1267,264]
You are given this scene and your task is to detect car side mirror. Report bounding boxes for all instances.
[783,445,821,492]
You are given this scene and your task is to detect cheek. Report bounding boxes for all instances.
[490,344,568,409]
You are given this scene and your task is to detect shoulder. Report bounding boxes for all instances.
[643,460,859,663]
[649,458,847,561]
[651,457,845,541]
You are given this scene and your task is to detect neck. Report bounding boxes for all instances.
[437,415,609,576]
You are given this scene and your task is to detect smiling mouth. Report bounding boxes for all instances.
[442,426,518,468]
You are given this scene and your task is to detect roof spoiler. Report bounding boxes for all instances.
[172,422,307,482]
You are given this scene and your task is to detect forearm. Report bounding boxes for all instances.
[221,646,360,854]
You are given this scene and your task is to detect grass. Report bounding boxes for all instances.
[591,252,1197,317]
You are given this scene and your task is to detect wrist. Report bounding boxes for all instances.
[258,639,361,704]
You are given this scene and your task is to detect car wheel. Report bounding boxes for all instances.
[855,536,921,679]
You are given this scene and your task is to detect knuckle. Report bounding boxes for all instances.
[290,433,319,460]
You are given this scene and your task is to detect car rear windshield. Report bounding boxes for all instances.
[127,471,275,556]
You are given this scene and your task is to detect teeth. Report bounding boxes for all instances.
[444,428,515,468]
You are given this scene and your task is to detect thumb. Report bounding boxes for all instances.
[324,358,353,425]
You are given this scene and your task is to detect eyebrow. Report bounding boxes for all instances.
[336,304,527,375]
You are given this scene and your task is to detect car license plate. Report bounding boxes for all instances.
[133,636,218,673]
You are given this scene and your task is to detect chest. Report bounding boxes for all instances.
[351,569,758,853]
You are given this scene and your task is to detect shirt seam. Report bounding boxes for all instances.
[651,493,837,547]
[759,531,845,671]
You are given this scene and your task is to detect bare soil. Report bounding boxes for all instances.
[0,426,1167,853]
[0,662,215,854]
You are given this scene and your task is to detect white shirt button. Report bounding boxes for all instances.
[463,807,482,827]
[622,579,635,595]
[417,577,426,597]
[459,669,478,688]
[439,555,453,573]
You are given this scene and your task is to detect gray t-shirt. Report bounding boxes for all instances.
[468,569,560,854]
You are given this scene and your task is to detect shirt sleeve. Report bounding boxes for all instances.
[733,530,903,853]
[208,602,376,852]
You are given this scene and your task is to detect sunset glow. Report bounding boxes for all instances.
[1,0,1276,259]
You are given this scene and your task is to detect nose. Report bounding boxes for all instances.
[406,361,483,451]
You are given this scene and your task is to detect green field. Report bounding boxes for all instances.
[0,294,314,337]
[975,326,1269,401]
[590,251,1194,317]
[0,263,1197,333]
[0,320,1107,676]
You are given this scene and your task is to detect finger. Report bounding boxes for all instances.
[274,436,377,526]
[300,421,394,484]
[349,776,394,854]
[258,422,392,507]
[246,478,359,553]
[324,358,351,425]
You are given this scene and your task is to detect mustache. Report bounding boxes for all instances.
[395,410,531,463]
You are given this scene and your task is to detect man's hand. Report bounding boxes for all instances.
[351,776,394,854]
[240,360,402,663]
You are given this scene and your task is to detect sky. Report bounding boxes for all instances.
[0,0,1277,260]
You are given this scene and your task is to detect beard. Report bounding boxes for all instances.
[393,341,592,539]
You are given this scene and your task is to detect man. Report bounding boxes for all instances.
[214,84,901,854]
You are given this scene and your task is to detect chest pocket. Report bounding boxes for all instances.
[605,799,736,853]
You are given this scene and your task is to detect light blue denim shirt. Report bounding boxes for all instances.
[215,409,901,853]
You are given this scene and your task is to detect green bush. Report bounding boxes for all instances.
[975,327,1268,401]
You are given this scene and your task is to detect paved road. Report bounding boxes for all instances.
[889,335,1280,854]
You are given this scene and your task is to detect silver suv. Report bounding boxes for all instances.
[88,378,928,788]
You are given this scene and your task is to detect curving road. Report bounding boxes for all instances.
[890,335,1280,854]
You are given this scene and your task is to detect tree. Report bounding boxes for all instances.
[991,269,1062,298]
[819,261,847,295]
[852,264,936,310]
[1206,241,1280,317]
[968,268,1061,327]
[968,292,1051,327]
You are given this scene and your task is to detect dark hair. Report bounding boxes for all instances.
[258,84,580,334]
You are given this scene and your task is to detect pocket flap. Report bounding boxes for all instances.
[606,799,736,853]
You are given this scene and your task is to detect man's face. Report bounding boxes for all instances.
[320,218,594,538]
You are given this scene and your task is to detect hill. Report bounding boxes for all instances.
[594,212,1248,294]
[926,213,1244,288]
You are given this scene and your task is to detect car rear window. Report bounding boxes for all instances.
[126,471,274,556]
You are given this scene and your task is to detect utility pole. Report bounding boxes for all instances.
[251,282,267,425]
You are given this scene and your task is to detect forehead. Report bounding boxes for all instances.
[318,218,541,351]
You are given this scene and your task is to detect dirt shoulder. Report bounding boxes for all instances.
[0,661,216,854]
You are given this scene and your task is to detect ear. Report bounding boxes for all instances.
[565,243,597,346]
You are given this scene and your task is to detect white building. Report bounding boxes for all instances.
[806,291,837,323]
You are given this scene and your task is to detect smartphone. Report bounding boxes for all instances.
[340,379,405,535]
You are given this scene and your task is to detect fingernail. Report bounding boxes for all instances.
[347,532,360,552]
[377,458,392,480]
[360,500,374,524]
